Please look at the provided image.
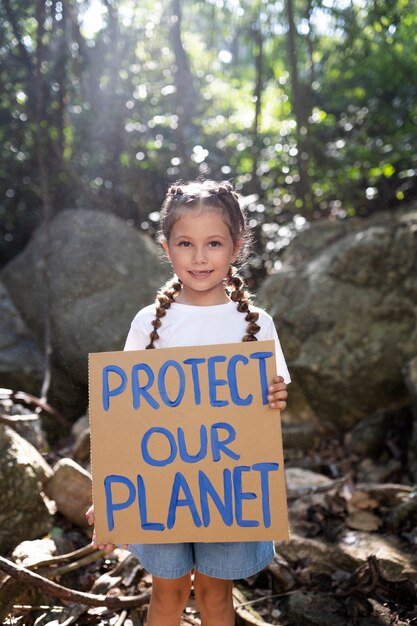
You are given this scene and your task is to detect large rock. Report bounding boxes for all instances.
[44,458,92,528]
[260,207,417,431]
[0,280,43,393]
[0,276,87,421]
[0,424,53,554]
[1,209,169,386]
[277,531,417,579]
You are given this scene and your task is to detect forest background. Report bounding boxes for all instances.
[1,0,416,283]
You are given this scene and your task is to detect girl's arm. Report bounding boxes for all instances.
[267,375,288,410]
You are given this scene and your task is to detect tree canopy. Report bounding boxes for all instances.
[1,0,416,276]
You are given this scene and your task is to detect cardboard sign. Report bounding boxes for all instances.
[88,340,288,544]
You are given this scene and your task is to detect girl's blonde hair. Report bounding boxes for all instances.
[146,179,260,348]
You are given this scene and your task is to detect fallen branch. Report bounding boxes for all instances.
[234,591,296,609]
[8,389,70,429]
[0,544,107,618]
[0,556,151,609]
[233,587,272,626]
[287,475,348,500]
[39,548,106,578]
[33,554,141,626]
[27,543,99,569]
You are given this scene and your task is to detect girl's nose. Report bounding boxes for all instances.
[192,247,207,263]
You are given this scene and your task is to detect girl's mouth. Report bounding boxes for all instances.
[188,270,213,279]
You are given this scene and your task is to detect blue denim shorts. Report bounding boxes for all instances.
[127,540,275,580]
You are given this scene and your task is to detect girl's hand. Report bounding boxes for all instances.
[267,376,288,410]
[85,503,95,528]
[85,504,127,552]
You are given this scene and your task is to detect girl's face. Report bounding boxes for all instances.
[162,208,241,306]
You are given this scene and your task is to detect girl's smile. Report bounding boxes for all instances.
[188,270,213,278]
[162,208,241,306]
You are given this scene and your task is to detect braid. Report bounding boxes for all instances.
[227,267,260,342]
[146,276,182,349]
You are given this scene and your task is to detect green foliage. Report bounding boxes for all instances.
[0,0,416,277]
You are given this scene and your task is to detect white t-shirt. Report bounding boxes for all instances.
[124,301,291,384]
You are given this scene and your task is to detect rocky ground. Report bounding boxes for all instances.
[0,396,416,626]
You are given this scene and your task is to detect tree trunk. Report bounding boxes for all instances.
[251,22,264,194]
[170,0,198,177]
[52,0,68,209]
[305,0,316,87]
[101,0,126,201]
[285,0,312,211]
[35,0,52,403]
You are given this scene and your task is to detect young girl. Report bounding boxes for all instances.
[87,179,290,626]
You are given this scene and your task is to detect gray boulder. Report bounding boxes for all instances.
[0,277,86,421]
[1,209,169,386]
[259,207,417,431]
[0,424,53,554]
[0,280,43,393]
[44,458,92,528]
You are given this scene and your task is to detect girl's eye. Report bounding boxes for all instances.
[178,241,191,247]
[209,241,222,247]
